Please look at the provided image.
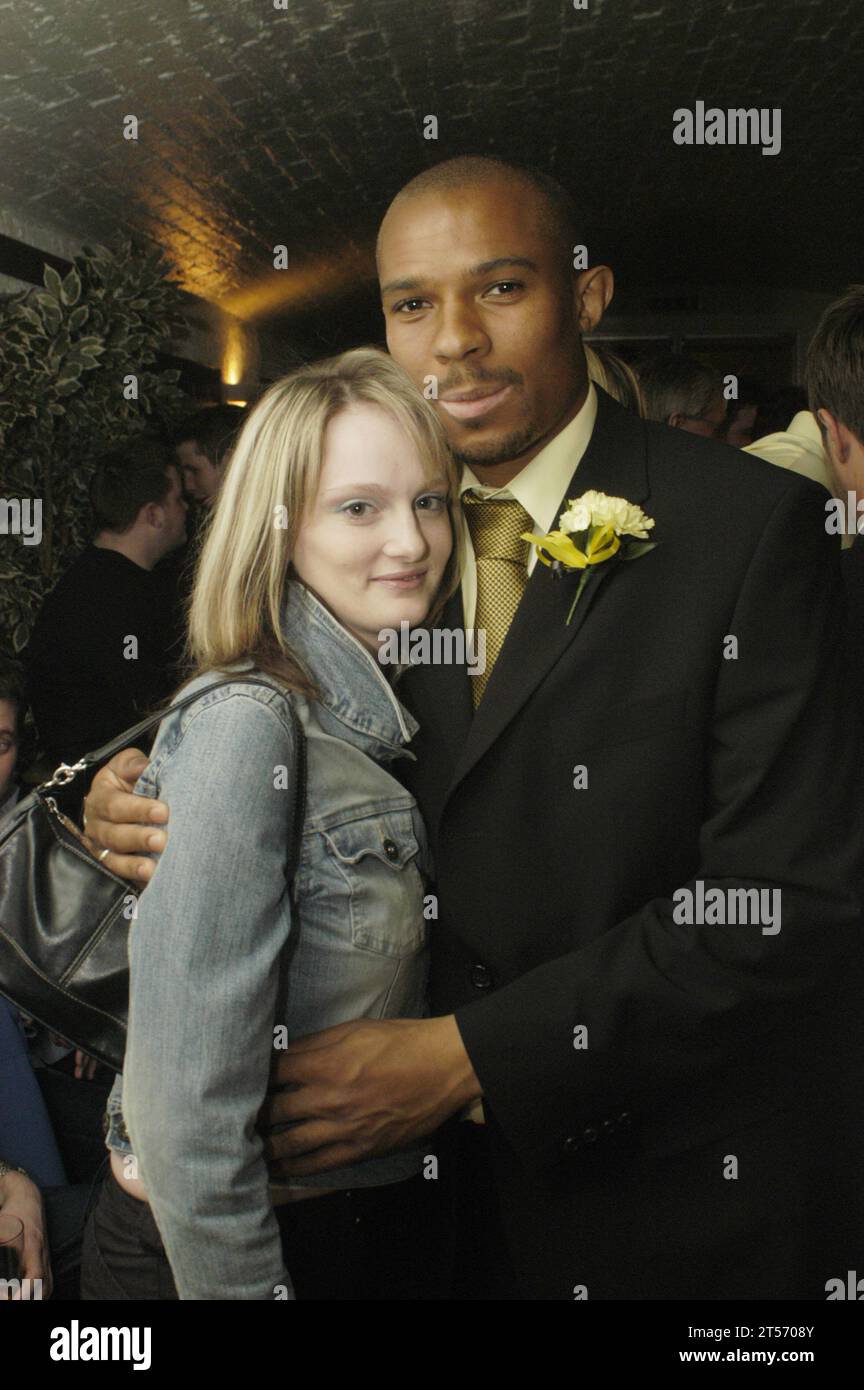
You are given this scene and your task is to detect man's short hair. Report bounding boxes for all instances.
[379,156,581,276]
[806,285,864,443]
[637,351,723,426]
[174,405,246,466]
[90,436,178,533]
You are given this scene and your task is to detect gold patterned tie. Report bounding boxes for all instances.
[462,494,533,706]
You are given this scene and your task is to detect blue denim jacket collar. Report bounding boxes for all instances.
[281,580,419,763]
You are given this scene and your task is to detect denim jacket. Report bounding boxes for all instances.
[112,580,431,1300]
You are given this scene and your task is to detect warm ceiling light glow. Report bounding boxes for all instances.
[138,142,375,314]
[220,246,374,322]
[222,321,246,387]
[139,170,239,301]
[225,398,247,407]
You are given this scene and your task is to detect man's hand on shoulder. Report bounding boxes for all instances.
[82,748,167,884]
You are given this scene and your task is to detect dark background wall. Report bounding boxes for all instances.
[1,0,862,393]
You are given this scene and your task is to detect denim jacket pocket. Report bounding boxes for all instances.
[318,808,427,958]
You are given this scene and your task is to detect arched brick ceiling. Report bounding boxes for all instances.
[1,0,862,354]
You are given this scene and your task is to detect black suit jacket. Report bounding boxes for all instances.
[841,538,864,707]
[400,390,864,1299]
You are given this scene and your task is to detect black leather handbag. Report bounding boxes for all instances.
[0,675,306,1074]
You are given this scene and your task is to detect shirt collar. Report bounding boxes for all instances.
[459,381,598,533]
[788,411,823,447]
[280,580,419,760]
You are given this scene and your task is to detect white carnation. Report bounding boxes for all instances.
[559,497,592,532]
[614,501,655,539]
[560,491,654,540]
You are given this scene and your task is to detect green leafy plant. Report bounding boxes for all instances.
[0,241,191,654]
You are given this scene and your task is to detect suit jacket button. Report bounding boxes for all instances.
[561,1135,580,1158]
[602,1118,616,1137]
[617,1111,632,1130]
[470,963,493,990]
[582,1125,598,1144]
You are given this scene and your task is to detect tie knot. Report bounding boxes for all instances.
[462,495,533,565]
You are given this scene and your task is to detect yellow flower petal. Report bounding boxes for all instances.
[524,530,588,569]
[585,525,621,564]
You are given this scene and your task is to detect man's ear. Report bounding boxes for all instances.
[574,265,614,333]
[817,408,848,470]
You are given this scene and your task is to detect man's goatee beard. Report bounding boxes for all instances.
[452,422,540,470]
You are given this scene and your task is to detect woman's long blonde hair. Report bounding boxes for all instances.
[183,347,461,696]
[585,344,646,417]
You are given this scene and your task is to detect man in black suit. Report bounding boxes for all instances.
[85,159,864,1300]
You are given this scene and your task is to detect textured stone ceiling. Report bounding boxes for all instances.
[1,0,862,350]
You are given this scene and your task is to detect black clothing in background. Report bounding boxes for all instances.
[151,504,205,689]
[24,546,176,765]
[842,537,864,703]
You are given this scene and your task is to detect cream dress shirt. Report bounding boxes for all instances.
[458,383,599,628]
[455,384,597,1122]
[743,411,830,490]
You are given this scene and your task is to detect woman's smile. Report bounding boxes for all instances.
[372,568,429,590]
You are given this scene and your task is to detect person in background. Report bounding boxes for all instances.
[0,1154,53,1297]
[721,375,763,449]
[21,440,184,1181]
[637,349,727,438]
[0,998,97,1300]
[802,284,864,1262]
[744,397,833,495]
[0,662,25,823]
[151,405,250,689]
[806,285,864,696]
[23,436,188,768]
[0,1011,95,1301]
[174,404,246,509]
[584,344,645,415]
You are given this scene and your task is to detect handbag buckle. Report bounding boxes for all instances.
[43,759,88,789]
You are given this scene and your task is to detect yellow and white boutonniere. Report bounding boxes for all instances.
[522,490,657,624]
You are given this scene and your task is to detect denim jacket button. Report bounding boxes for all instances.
[382,838,399,861]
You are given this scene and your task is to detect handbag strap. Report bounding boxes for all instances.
[40,675,307,885]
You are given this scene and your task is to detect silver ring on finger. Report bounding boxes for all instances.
[98,848,110,862]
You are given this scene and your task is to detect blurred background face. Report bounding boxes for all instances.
[0,698,19,801]
[379,180,590,474]
[724,402,758,449]
[154,466,189,550]
[291,403,453,653]
[176,439,223,504]
[672,393,727,439]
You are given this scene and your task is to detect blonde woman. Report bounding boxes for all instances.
[80,348,460,1301]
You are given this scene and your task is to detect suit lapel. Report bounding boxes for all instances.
[399,588,474,758]
[444,390,652,804]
